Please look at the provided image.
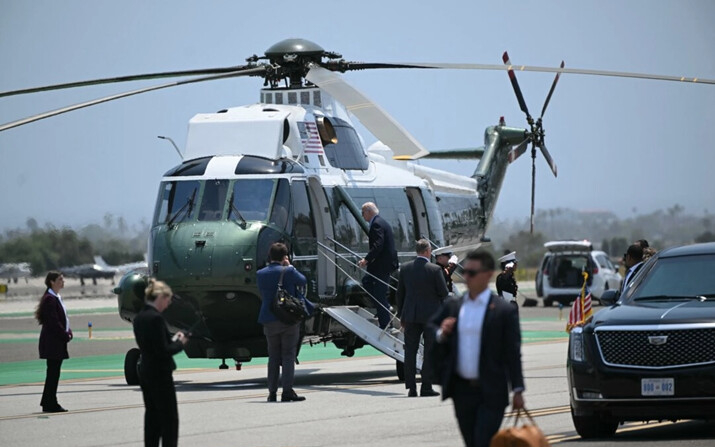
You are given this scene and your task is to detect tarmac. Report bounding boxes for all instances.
[1,277,714,446]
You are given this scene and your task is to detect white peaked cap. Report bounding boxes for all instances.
[498,251,517,263]
[433,245,454,256]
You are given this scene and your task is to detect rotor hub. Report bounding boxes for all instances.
[265,38,326,62]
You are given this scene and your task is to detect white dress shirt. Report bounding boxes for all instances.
[47,288,70,332]
[456,288,491,380]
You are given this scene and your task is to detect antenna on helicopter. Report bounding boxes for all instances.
[157,135,183,160]
[502,52,564,234]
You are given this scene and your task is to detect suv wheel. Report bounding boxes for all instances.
[543,297,553,307]
[571,407,618,438]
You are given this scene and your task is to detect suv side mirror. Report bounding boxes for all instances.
[600,289,619,306]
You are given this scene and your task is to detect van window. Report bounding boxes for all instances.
[550,254,590,288]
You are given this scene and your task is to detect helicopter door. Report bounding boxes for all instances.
[307,177,336,301]
[406,187,430,241]
[289,180,319,300]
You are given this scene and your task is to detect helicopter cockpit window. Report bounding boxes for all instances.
[323,119,369,170]
[269,179,291,231]
[198,180,229,221]
[228,179,276,223]
[154,180,200,225]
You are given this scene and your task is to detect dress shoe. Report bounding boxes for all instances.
[407,388,418,397]
[42,405,68,413]
[281,390,306,402]
[267,393,277,402]
[420,388,440,397]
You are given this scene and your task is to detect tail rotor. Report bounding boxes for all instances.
[503,52,564,233]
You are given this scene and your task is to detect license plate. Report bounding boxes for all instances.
[641,378,674,396]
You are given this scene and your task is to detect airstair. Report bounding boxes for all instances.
[317,240,424,371]
[322,305,423,370]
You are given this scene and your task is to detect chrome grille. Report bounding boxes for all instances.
[595,328,715,368]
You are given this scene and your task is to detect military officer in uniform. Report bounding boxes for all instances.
[434,246,459,294]
[496,252,519,307]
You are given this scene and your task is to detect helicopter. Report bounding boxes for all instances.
[2,38,711,384]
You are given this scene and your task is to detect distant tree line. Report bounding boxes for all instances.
[494,205,715,268]
[0,215,148,275]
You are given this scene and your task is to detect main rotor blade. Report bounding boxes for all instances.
[346,61,715,85]
[306,65,429,159]
[0,66,266,132]
[502,52,531,118]
[0,66,250,98]
[540,61,565,119]
[395,147,485,161]
[507,138,530,163]
[538,143,558,177]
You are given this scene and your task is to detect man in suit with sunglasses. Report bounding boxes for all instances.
[430,250,525,447]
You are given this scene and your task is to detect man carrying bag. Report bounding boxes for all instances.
[257,243,313,403]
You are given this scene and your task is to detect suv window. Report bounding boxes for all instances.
[629,254,715,300]
[596,254,610,269]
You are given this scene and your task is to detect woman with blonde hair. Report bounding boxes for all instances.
[132,279,187,447]
[36,271,73,412]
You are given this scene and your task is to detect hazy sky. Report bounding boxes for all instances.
[1,0,714,232]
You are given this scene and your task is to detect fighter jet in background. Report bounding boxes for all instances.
[60,262,116,286]
[0,262,32,283]
[93,256,149,276]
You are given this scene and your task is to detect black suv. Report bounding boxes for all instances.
[567,242,715,438]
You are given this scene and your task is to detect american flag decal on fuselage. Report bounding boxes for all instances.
[298,121,324,154]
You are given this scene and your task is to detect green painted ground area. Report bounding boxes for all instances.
[0,330,566,386]
[523,330,568,342]
[0,345,384,386]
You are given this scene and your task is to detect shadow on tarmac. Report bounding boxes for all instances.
[169,368,399,393]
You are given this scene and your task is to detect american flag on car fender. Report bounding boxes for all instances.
[566,272,594,332]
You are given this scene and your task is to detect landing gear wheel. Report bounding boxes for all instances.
[543,297,553,307]
[396,361,405,382]
[219,359,229,369]
[571,407,618,438]
[124,348,141,385]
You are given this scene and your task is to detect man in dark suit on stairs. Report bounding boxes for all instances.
[430,250,525,447]
[358,202,399,329]
[397,239,449,397]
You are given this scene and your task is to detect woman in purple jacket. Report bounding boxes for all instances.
[35,271,73,412]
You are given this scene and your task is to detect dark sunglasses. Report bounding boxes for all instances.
[463,268,486,277]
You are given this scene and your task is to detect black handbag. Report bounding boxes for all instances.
[271,267,308,325]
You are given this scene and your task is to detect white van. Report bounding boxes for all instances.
[535,240,622,306]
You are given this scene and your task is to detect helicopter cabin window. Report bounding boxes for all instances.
[268,179,291,231]
[344,187,414,253]
[323,119,369,170]
[228,179,275,223]
[154,180,200,225]
[291,181,316,255]
[198,180,229,221]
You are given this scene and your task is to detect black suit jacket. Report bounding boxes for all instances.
[364,214,398,277]
[429,292,524,408]
[396,258,449,324]
[621,262,644,293]
[38,292,72,360]
[133,304,184,379]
